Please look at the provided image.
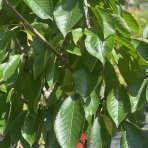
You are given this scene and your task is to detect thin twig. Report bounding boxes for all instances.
[4,0,72,71]
[14,37,24,52]
[84,0,91,28]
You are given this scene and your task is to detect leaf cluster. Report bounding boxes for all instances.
[0,0,148,147]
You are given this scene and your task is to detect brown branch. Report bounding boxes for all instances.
[84,0,91,28]
[4,0,72,71]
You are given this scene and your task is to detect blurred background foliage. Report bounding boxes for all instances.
[125,0,148,36]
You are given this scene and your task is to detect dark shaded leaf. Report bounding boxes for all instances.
[120,131,129,148]
[47,129,61,148]
[15,67,43,112]
[0,134,11,148]
[10,111,27,143]
[122,121,148,148]
[73,63,101,98]
[103,60,118,97]
[0,26,14,50]
[22,111,44,146]
[129,79,148,113]
[132,39,148,61]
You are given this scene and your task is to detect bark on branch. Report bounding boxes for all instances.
[4,0,72,71]
[84,0,91,28]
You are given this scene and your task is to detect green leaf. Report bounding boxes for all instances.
[0,52,9,64]
[4,93,24,136]
[85,29,104,63]
[107,86,130,127]
[143,24,148,38]
[118,0,126,5]
[54,0,83,36]
[73,63,101,98]
[0,134,11,148]
[10,111,27,143]
[85,30,114,63]
[114,34,136,53]
[128,107,145,128]
[31,37,49,80]
[31,37,45,55]
[23,0,53,19]
[1,0,148,145]
[15,68,43,112]
[54,95,85,148]
[122,10,139,34]
[84,91,100,116]
[87,115,112,148]
[22,115,37,146]
[33,55,45,80]
[46,103,62,132]
[0,26,14,50]
[99,115,112,147]
[72,28,83,45]
[22,111,44,146]
[103,60,119,97]
[108,0,118,12]
[146,85,148,102]
[32,22,50,36]
[66,44,82,56]
[103,35,114,58]
[47,85,62,107]
[97,7,115,38]
[120,131,129,148]
[78,52,99,72]
[113,14,131,38]
[129,79,148,113]
[62,70,74,94]
[87,118,102,148]
[122,121,148,148]
[0,63,6,82]
[8,92,23,120]
[0,0,3,10]
[131,39,148,61]
[3,55,20,81]
[118,58,145,86]
[0,92,9,134]
[47,129,61,148]
[46,58,60,89]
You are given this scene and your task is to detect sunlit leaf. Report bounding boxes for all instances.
[54,0,83,36]
[3,55,20,81]
[113,14,131,38]
[23,0,53,19]
[87,115,112,148]
[54,95,85,148]
[107,86,130,126]
[122,10,139,33]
